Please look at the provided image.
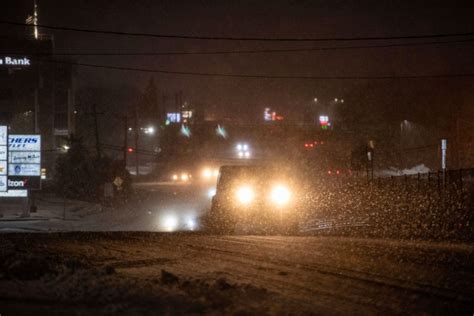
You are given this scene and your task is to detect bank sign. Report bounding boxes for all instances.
[0,56,31,66]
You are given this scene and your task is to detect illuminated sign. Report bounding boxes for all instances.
[7,176,41,190]
[0,176,6,192]
[0,189,28,197]
[319,115,330,130]
[264,108,283,122]
[7,134,42,188]
[264,108,272,121]
[0,146,6,160]
[0,161,6,175]
[8,135,41,151]
[0,125,7,192]
[0,56,31,66]
[0,126,6,145]
[9,152,41,164]
[9,163,41,176]
[182,111,193,119]
[166,112,181,123]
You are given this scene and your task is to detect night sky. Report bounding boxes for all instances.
[1,0,474,120]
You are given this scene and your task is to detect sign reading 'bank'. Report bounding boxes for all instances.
[0,56,31,66]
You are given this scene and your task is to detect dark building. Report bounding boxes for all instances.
[0,33,76,175]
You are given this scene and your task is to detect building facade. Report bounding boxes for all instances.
[0,34,76,176]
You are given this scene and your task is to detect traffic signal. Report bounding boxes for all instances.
[127,147,134,153]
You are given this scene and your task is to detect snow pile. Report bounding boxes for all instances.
[377,164,431,177]
[0,247,296,314]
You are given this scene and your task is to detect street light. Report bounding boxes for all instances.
[147,126,155,135]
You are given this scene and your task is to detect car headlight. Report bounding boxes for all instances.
[172,174,178,181]
[270,185,291,206]
[207,188,216,198]
[161,215,178,232]
[236,186,254,204]
[202,168,212,179]
[181,173,189,181]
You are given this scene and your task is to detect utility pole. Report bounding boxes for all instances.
[134,108,139,177]
[92,104,101,158]
[123,115,128,164]
[399,121,403,170]
[175,92,179,114]
[456,115,460,168]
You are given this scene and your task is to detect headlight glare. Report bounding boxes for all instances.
[236,186,254,204]
[270,185,291,206]
[202,168,212,179]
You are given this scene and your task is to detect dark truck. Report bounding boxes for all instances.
[205,165,306,234]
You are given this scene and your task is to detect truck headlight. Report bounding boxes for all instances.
[236,186,254,204]
[202,168,212,179]
[270,185,291,206]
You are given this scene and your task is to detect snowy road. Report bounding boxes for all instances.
[1,233,473,314]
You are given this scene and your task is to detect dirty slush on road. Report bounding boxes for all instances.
[1,232,473,315]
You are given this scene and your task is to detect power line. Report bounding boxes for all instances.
[2,38,474,57]
[2,20,474,42]
[37,58,474,80]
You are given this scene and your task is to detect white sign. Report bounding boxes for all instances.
[0,126,6,191]
[0,126,7,145]
[9,152,41,164]
[0,189,28,197]
[0,56,31,66]
[0,161,6,175]
[0,175,6,192]
[0,146,6,160]
[9,164,41,176]
[9,135,41,151]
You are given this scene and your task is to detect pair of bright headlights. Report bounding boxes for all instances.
[235,185,291,206]
[202,168,219,179]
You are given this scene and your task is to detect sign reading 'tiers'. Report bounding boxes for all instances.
[7,134,42,190]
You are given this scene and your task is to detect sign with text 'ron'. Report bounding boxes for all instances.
[8,134,41,190]
[0,126,7,192]
[7,176,41,190]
